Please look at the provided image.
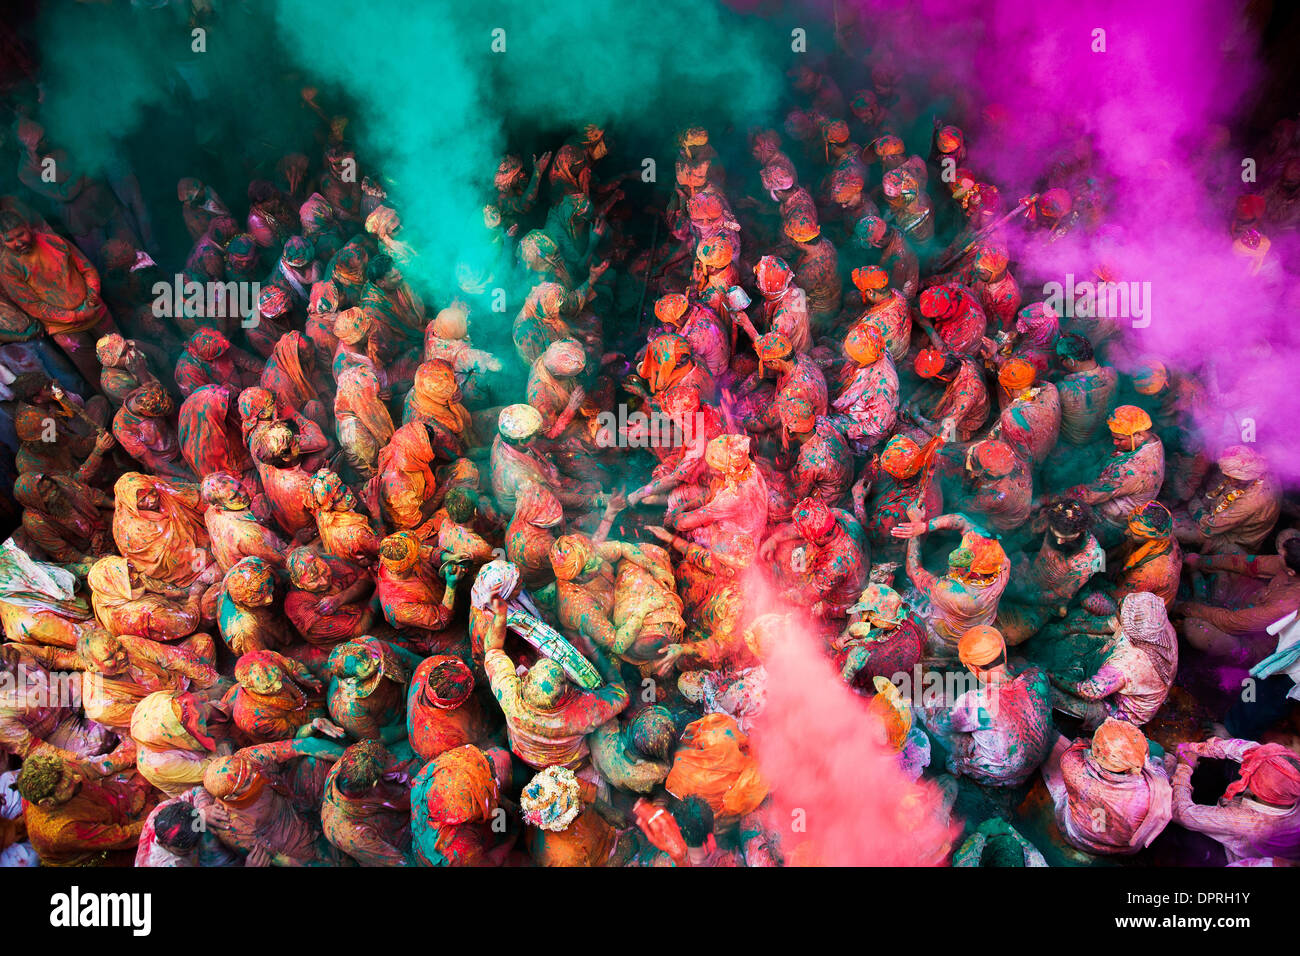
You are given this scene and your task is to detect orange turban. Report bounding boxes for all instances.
[334,307,369,345]
[705,434,751,478]
[1107,405,1153,437]
[783,209,820,243]
[851,266,889,294]
[225,557,275,606]
[880,436,922,479]
[697,238,733,269]
[549,534,594,581]
[998,358,1036,390]
[1132,361,1168,395]
[936,125,963,154]
[654,293,689,325]
[380,531,421,573]
[638,334,692,394]
[755,331,793,363]
[844,324,884,365]
[867,676,912,751]
[779,395,817,434]
[1091,719,1148,773]
[964,534,1007,576]
[958,625,1005,669]
[914,349,946,379]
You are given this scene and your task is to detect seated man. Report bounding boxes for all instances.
[1041,719,1172,857]
[920,626,1053,788]
[14,753,156,865]
[482,597,628,770]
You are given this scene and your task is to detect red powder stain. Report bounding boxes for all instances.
[743,570,958,865]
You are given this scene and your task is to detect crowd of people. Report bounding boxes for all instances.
[1,35,1300,868]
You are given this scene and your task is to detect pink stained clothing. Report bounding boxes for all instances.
[831,353,898,451]
[859,291,911,362]
[996,382,1061,466]
[1045,739,1173,855]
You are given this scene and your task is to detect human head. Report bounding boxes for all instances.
[0,211,33,255]
[521,657,569,710]
[1091,719,1148,773]
[671,795,715,849]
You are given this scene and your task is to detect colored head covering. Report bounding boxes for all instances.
[844,324,884,365]
[936,125,963,154]
[760,161,797,194]
[432,302,470,339]
[847,583,905,628]
[1038,188,1072,218]
[687,192,723,223]
[1127,501,1173,539]
[854,215,888,247]
[1223,743,1300,806]
[969,440,1016,478]
[498,404,543,441]
[779,395,817,434]
[851,266,889,294]
[333,307,370,344]
[638,334,693,393]
[412,359,460,406]
[830,166,863,203]
[96,333,128,367]
[754,256,793,296]
[469,559,521,609]
[549,534,595,581]
[380,531,422,573]
[1218,445,1267,481]
[188,327,229,361]
[201,472,244,507]
[1092,719,1148,773]
[783,208,820,243]
[868,676,912,751]
[237,386,276,424]
[755,331,793,363]
[880,435,922,479]
[541,339,586,378]
[873,135,904,158]
[964,534,1007,576]
[520,766,583,831]
[913,349,946,379]
[655,293,689,326]
[974,243,1008,276]
[310,468,349,509]
[1119,591,1178,685]
[881,168,915,198]
[1132,361,1168,395]
[1016,302,1060,345]
[792,497,836,541]
[225,557,275,606]
[998,358,1036,390]
[918,286,956,319]
[283,235,314,267]
[259,284,290,318]
[1107,405,1152,436]
[697,238,733,269]
[704,434,751,479]
[88,555,135,602]
[958,625,1005,668]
